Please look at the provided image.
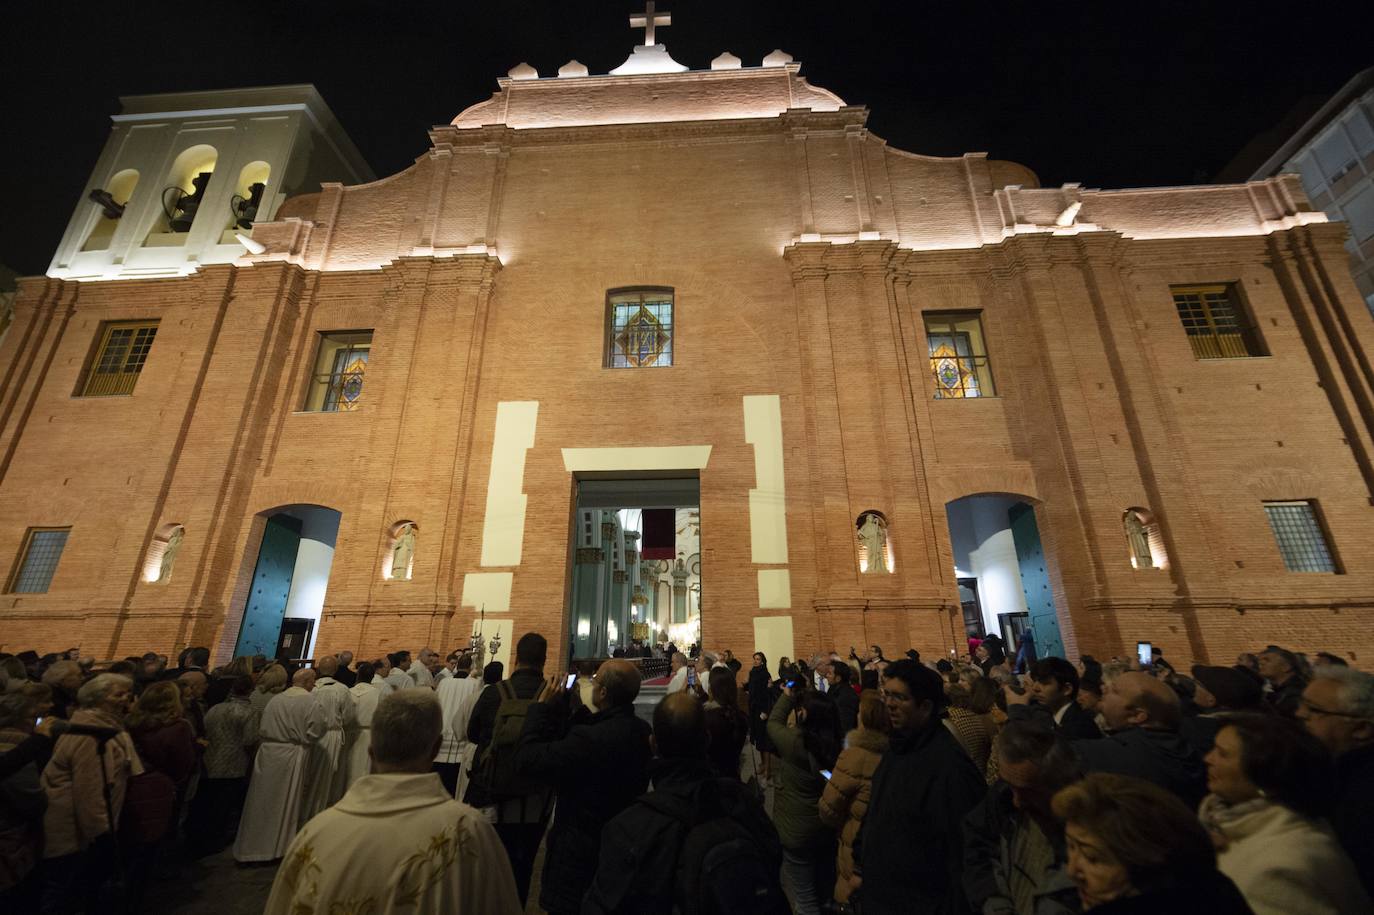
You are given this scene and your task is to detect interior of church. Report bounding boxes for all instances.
[570,479,700,658]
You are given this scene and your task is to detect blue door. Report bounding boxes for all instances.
[234,514,302,658]
[1008,503,1064,659]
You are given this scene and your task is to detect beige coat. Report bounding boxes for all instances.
[817,728,889,903]
[1200,794,1373,915]
[41,708,143,858]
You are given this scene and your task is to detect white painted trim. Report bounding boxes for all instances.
[561,445,712,472]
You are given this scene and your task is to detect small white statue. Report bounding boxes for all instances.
[858,512,889,575]
[391,524,416,580]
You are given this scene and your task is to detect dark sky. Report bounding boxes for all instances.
[2,0,1367,276]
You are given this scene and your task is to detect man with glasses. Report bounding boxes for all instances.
[1298,666,1374,895]
[851,659,984,913]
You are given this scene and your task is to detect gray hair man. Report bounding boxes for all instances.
[264,691,520,915]
[1298,666,1374,894]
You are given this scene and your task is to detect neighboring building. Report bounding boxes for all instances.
[1,19,1372,672]
[1244,68,1374,311]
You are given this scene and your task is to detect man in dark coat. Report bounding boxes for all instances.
[464,632,552,907]
[1073,671,1206,809]
[1024,657,1101,740]
[516,658,652,915]
[825,660,860,733]
[1183,664,1265,753]
[853,659,985,914]
[1259,646,1308,717]
[332,651,357,687]
[963,720,1082,915]
[1298,667,1374,896]
[583,692,784,914]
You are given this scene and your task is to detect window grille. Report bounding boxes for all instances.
[305,331,372,412]
[1263,501,1338,573]
[924,312,995,398]
[606,288,673,368]
[1171,285,1265,359]
[81,321,159,396]
[7,528,71,593]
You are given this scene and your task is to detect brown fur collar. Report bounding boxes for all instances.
[844,727,890,755]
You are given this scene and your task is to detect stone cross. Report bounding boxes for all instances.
[630,1,671,46]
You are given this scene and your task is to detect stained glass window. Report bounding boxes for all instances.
[606,288,673,368]
[1171,284,1266,359]
[306,331,372,412]
[1264,501,1338,573]
[7,527,70,593]
[81,321,159,396]
[924,312,995,398]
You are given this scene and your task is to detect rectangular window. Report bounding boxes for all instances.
[1264,501,1338,573]
[80,321,159,396]
[304,330,372,412]
[1171,285,1266,359]
[924,312,996,398]
[7,527,71,593]
[606,288,673,368]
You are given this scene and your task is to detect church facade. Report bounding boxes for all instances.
[3,30,1374,671]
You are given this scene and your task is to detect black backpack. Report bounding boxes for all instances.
[638,779,790,915]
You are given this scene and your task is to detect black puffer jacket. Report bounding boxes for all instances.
[1074,726,1206,810]
[854,719,986,914]
[516,701,651,915]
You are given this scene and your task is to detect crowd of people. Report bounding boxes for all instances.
[0,636,1370,914]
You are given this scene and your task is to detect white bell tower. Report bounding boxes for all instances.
[48,84,373,282]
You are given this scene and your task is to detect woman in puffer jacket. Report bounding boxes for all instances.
[817,690,892,907]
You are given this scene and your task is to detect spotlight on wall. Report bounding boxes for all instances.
[87,189,125,220]
[231,182,266,229]
[234,233,267,255]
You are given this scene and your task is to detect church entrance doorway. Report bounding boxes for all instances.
[944,494,1065,662]
[568,477,700,661]
[233,504,341,661]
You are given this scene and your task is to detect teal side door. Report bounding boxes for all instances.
[1008,503,1064,659]
[234,514,302,658]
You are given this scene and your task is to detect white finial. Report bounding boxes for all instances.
[762,49,794,68]
[630,1,672,46]
[508,62,538,80]
[558,60,589,78]
[1055,201,1082,227]
[711,51,742,70]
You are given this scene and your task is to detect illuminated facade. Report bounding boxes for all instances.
[2,21,1373,670]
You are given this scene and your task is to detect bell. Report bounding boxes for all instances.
[168,171,212,232]
[87,189,125,220]
[232,181,266,229]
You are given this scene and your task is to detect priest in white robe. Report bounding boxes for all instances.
[233,668,325,863]
[344,659,381,787]
[371,655,396,697]
[301,655,357,819]
[432,658,482,797]
[384,651,414,692]
[408,647,437,688]
[265,690,521,915]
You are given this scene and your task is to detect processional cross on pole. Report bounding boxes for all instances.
[630,1,671,46]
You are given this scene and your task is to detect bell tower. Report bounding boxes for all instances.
[48,84,373,282]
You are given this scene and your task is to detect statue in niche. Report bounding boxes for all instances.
[857,512,890,575]
[157,527,184,583]
[1124,511,1154,569]
[391,524,416,580]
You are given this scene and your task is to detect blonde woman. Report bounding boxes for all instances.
[818,690,892,907]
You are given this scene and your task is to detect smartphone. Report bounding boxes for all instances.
[1136,641,1152,667]
[564,673,577,689]
[35,716,44,726]
[688,668,697,686]
[786,678,800,689]
[820,769,833,781]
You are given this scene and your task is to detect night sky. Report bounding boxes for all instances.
[1,0,1367,276]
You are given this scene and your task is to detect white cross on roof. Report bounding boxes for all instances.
[629,2,671,46]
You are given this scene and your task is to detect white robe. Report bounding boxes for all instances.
[433,676,483,767]
[344,681,381,788]
[408,663,435,688]
[666,666,690,694]
[233,686,325,863]
[264,773,521,915]
[301,677,357,820]
[385,668,413,692]
[372,673,395,697]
